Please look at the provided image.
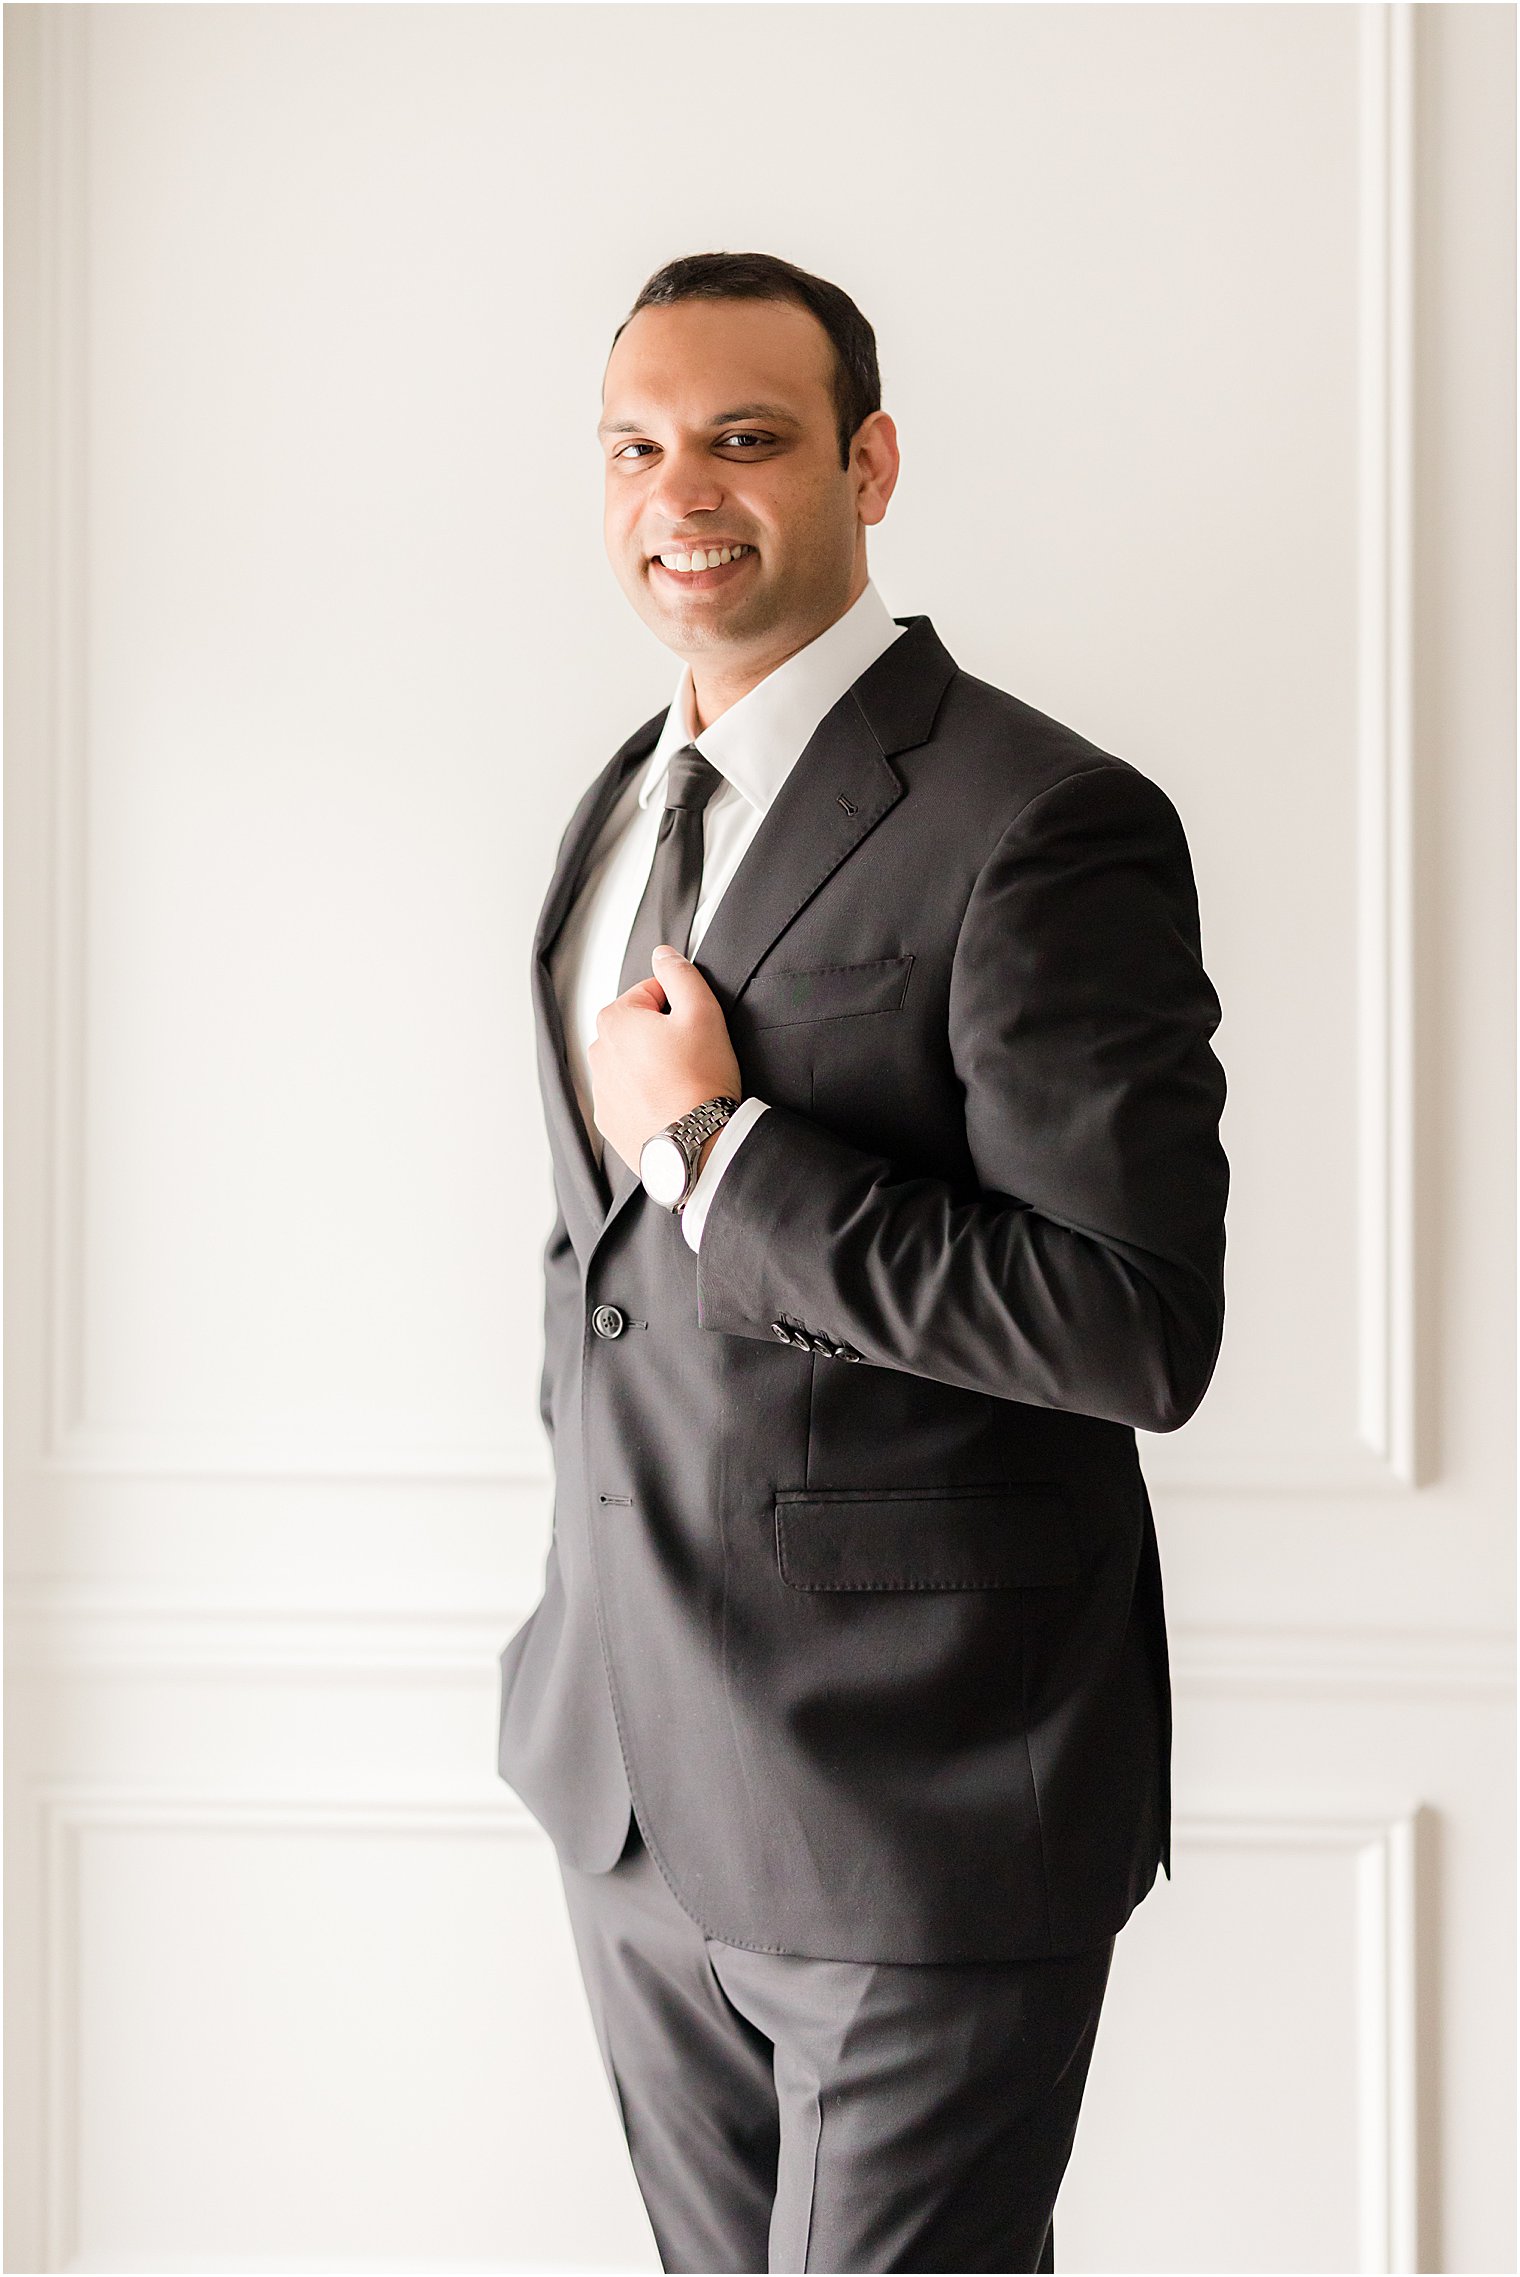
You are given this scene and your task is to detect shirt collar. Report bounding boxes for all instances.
[636,580,907,816]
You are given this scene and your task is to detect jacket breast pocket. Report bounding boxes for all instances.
[745,953,914,1030]
[774,1482,1079,1591]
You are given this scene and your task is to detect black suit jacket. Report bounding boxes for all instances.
[497,614,1229,1962]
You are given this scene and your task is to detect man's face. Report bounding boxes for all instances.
[599,297,889,679]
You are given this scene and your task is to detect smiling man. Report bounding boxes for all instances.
[496,251,1230,2275]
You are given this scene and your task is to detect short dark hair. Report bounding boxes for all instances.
[611,252,881,472]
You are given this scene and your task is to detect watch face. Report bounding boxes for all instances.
[640,1133,688,1208]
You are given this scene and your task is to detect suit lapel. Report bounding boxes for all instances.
[532,708,669,1261]
[535,616,959,1264]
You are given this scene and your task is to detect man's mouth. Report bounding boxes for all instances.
[648,544,757,592]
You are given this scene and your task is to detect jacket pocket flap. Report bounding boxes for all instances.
[745,953,914,1028]
[775,1483,1079,1591]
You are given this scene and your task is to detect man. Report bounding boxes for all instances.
[496,250,1229,2275]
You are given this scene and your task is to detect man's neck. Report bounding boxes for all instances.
[685,577,867,732]
[688,650,799,734]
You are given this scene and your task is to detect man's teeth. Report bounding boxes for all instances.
[657,545,753,573]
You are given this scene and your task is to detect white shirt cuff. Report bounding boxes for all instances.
[680,1097,771,1252]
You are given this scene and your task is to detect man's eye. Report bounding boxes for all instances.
[611,433,772,461]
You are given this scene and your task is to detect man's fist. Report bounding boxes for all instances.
[588,944,743,1177]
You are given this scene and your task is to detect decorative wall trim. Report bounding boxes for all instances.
[29,1433,551,1486]
[37,4,89,1472]
[1355,0,1417,1485]
[9,1590,519,1679]
[29,1786,1423,2273]
[7,1584,1512,1695]
[1161,1,1418,1500]
[1173,1800,1421,2274]
[29,8,1417,1494]
[1171,1621,1512,1699]
[34,1789,539,2275]
[1139,1436,1419,1497]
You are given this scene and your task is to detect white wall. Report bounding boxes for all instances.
[5,5,1513,2270]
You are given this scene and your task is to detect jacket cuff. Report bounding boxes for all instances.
[679,1096,771,1252]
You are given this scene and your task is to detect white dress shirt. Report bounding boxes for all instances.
[549,579,908,1251]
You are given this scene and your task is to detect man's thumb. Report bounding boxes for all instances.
[653,943,705,1005]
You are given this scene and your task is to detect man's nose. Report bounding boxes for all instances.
[647,446,725,521]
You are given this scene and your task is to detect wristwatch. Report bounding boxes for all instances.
[639,1095,742,1213]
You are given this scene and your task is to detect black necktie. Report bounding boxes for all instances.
[617,744,725,997]
[604,744,725,1205]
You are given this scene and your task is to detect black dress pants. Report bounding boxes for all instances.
[556,1815,1115,2274]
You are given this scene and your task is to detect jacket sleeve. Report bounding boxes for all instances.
[693,760,1229,1433]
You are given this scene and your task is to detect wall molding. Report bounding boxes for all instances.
[1170,1620,1512,1699]
[6,1583,1511,1695]
[27,7,1417,1494]
[36,2,89,1476]
[28,1433,551,1486]
[26,1785,1424,2273]
[33,1788,538,2274]
[1172,1799,1421,2273]
[1354,0,1417,1485]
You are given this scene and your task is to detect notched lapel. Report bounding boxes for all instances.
[686,614,958,1016]
[687,697,903,1011]
[533,707,669,972]
[531,707,668,1264]
[533,616,960,1264]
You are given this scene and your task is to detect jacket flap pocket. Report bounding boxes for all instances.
[774,1483,1079,1591]
[745,953,913,1029]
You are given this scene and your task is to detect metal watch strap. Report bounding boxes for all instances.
[668,1094,740,1209]
[670,1095,741,1150]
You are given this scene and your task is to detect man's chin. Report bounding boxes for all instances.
[636,583,773,653]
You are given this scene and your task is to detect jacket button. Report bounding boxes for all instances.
[591,1304,626,1339]
[771,1320,790,1340]
[840,1346,861,1362]
[789,1330,811,1350]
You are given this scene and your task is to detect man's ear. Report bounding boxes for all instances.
[854,409,900,528]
